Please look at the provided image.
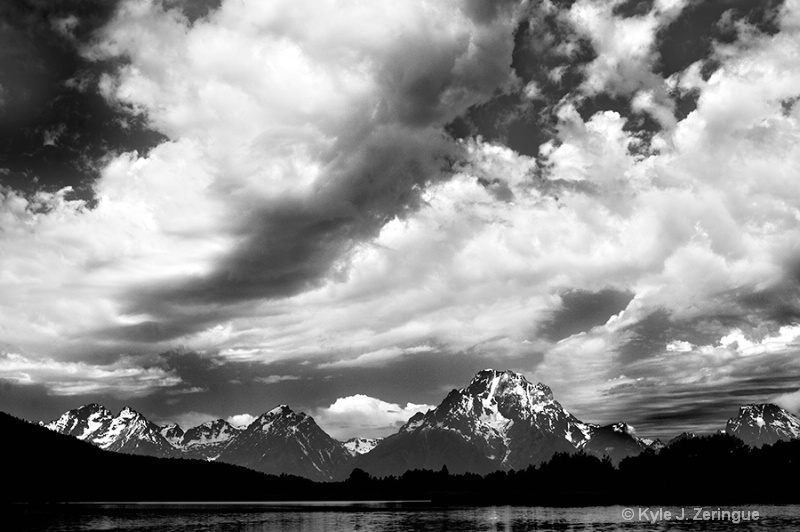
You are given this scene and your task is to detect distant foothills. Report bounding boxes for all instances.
[4,370,800,504]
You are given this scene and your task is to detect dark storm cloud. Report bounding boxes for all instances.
[93,0,519,340]
[95,317,221,344]
[162,0,222,23]
[0,0,166,204]
[619,385,762,438]
[731,256,800,328]
[617,257,800,366]
[129,350,504,429]
[453,0,789,163]
[655,0,786,78]
[617,309,737,364]
[733,291,800,330]
[447,3,596,157]
[461,0,518,24]
[0,380,80,423]
[612,0,655,19]
[146,346,536,426]
[604,365,800,439]
[539,288,634,341]
[110,129,459,342]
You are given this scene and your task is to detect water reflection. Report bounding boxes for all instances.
[10,503,800,531]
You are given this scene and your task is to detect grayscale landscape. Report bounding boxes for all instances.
[2,0,800,529]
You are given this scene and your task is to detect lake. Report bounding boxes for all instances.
[9,502,800,531]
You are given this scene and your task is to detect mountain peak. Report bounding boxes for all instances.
[46,403,177,457]
[343,437,381,456]
[118,406,142,419]
[466,369,553,404]
[253,405,309,433]
[266,404,294,416]
[79,402,109,412]
[181,418,239,457]
[611,422,636,435]
[737,403,785,418]
[219,405,350,481]
[726,403,800,447]
[159,423,185,447]
[460,369,556,424]
[45,403,114,439]
[361,368,598,476]
[199,418,229,429]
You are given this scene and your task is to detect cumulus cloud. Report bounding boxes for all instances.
[314,394,433,439]
[773,389,800,415]
[226,413,256,428]
[0,0,523,359]
[570,0,663,97]
[80,0,522,337]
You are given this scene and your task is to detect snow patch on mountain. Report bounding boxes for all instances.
[726,403,800,447]
[159,423,184,447]
[342,437,381,456]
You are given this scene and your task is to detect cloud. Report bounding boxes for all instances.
[314,394,433,439]
[165,411,218,430]
[536,320,800,438]
[0,352,182,398]
[538,288,634,341]
[0,0,165,204]
[570,0,663,97]
[255,375,301,384]
[0,0,525,360]
[226,413,256,428]
[318,345,435,369]
[75,0,522,338]
[3,0,800,441]
[773,389,800,415]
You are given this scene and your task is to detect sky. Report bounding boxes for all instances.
[2,0,800,441]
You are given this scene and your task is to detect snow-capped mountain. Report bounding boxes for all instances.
[726,403,800,447]
[581,422,649,464]
[43,371,660,479]
[46,403,353,479]
[46,403,113,440]
[342,437,381,456]
[641,437,665,452]
[181,419,242,460]
[46,404,177,457]
[159,423,185,447]
[216,405,351,481]
[355,369,647,476]
[666,431,698,446]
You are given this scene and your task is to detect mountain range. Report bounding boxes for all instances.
[42,369,800,481]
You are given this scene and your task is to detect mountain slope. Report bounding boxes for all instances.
[726,403,800,447]
[356,369,607,476]
[160,423,185,446]
[217,405,352,481]
[582,423,649,464]
[41,370,659,479]
[1,411,314,502]
[181,419,242,460]
[45,403,354,480]
[45,404,177,457]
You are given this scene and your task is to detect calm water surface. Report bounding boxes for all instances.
[10,502,800,531]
